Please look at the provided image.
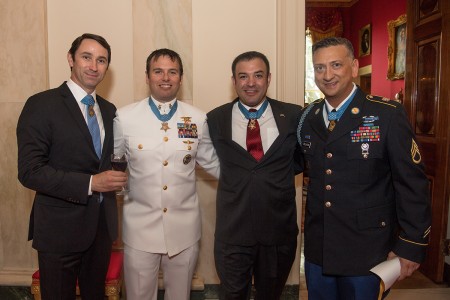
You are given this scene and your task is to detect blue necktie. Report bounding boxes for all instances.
[81,95,102,158]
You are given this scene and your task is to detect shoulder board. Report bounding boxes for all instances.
[366,94,398,108]
[298,99,323,144]
[302,98,323,111]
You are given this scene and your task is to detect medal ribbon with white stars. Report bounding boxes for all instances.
[148,98,178,132]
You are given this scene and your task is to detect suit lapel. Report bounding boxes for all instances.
[60,83,101,162]
[261,99,288,161]
[97,96,112,163]
[222,100,236,141]
[220,99,252,158]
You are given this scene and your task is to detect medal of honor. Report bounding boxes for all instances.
[328,120,336,132]
[161,122,170,132]
[149,99,178,132]
[248,119,257,130]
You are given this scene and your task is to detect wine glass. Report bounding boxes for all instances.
[111,153,128,195]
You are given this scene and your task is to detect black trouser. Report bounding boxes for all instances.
[38,203,112,300]
[214,239,297,300]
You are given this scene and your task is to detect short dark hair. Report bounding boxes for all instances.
[68,33,111,65]
[312,37,355,59]
[146,48,183,76]
[231,51,270,78]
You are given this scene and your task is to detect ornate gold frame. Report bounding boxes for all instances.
[387,14,407,80]
[359,23,371,57]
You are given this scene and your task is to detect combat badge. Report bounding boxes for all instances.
[183,154,192,165]
[411,139,422,164]
[181,116,192,123]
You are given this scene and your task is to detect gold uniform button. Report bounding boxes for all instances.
[325,201,332,208]
[138,144,143,150]
[326,153,333,159]
[325,185,332,190]
[326,169,332,175]
[163,185,168,190]
[163,161,168,166]
[381,221,386,227]
[163,137,169,142]
[187,146,192,150]
[163,208,167,213]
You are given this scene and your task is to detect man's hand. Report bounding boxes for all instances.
[92,170,127,193]
[387,251,420,281]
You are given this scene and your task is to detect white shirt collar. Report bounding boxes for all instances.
[66,79,97,103]
[324,83,356,112]
[237,98,269,120]
[150,96,177,114]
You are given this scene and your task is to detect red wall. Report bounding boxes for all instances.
[342,0,406,99]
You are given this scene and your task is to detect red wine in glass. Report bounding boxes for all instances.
[111,154,128,195]
[111,160,127,172]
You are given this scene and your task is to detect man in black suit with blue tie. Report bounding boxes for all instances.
[17,33,127,299]
[207,51,303,299]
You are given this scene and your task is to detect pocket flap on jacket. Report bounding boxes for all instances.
[357,202,396,230]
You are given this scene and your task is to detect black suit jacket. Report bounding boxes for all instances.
[207,98,302,246]
[298,88,431,276]
[17,82,118,252]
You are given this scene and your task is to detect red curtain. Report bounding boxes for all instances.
[306,8,343,42]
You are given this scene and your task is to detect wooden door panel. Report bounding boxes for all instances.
[420,142,437,176]
[415,40,439,136]
[405,0,450,282]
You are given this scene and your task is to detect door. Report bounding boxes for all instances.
[404,0,450,282]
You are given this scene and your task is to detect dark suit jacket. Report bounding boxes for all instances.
[17,82,118,252]
[298,87,431,276]
[207,98,302,246]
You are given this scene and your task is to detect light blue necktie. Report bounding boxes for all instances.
[81,95,102,158]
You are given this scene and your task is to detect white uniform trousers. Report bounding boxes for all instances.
[124,242,199,300]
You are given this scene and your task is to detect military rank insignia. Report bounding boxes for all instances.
[177,116,198,138]
[367,95,390,102]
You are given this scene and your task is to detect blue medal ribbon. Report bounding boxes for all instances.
[326,90,356,121]
[148,98,178,121]
[238,100,269,119]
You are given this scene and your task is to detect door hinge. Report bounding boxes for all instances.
[444,239,450,256]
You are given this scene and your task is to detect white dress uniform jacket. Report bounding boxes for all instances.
[114,98,219,256]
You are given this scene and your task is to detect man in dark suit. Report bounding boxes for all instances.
[207,51,302,299]
[17,33,127,300]
[297,37,431,300]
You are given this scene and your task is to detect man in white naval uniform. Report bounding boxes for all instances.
[113,49,219,300]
